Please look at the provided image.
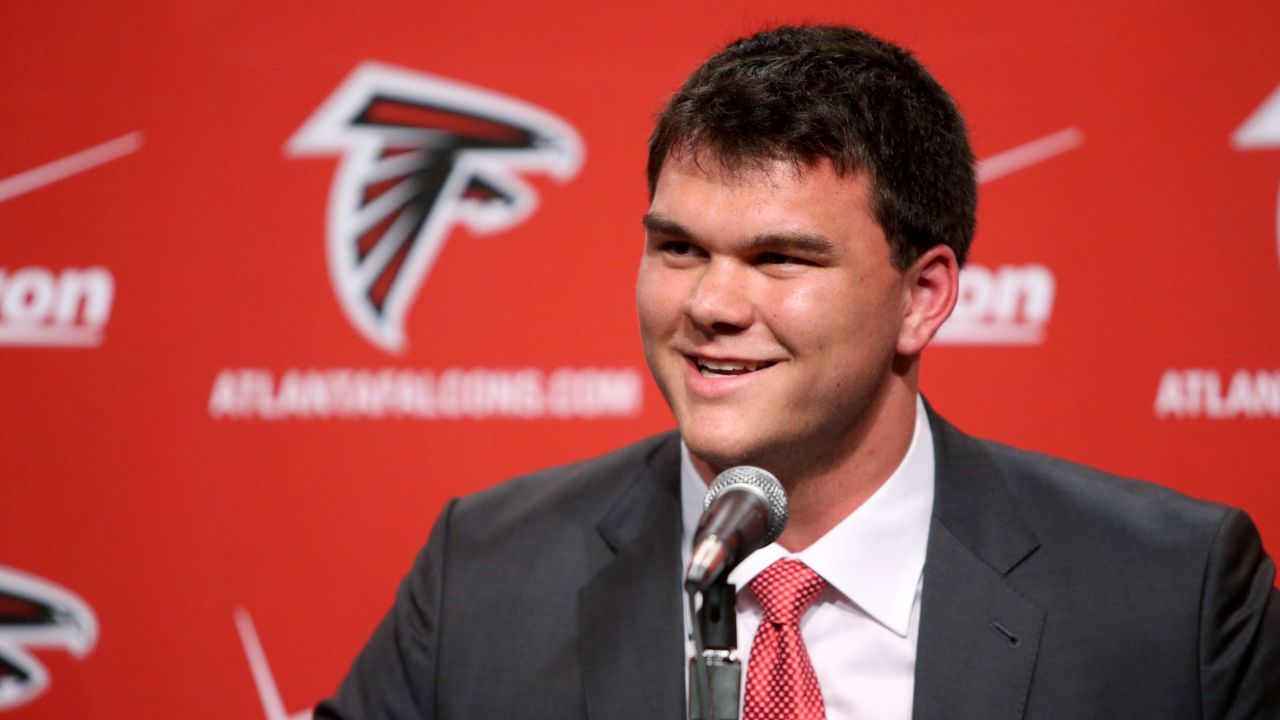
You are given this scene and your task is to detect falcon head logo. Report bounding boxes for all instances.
[0,565,98,711]
[288,62,584,354]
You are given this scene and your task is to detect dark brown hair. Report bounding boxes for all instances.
[647,25,976,268]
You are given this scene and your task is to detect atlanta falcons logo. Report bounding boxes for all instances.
[288,62,584,353]
[0,565,97,711]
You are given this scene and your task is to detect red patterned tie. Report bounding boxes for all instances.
[743,559,827,720]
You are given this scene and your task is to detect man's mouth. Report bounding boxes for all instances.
[690,356,778,377]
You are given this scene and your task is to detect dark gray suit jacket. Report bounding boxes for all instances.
[317,413,1279,719]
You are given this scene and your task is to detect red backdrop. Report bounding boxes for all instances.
[2,1,1278,716]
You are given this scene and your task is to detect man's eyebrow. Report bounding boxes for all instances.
[641,213,837,256]
[744,232,836,256]
[641,213,691,239]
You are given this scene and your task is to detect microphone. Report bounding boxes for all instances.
[684,466,788,594]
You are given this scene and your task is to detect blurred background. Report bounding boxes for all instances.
[1,1,1277,716]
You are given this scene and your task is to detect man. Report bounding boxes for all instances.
[317,25,1279,719]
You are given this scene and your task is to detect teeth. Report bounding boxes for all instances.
[703,359,752,372]
[696,358,774,376]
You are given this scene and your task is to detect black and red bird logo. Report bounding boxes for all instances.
[0,565,97,710]
[288,62,584,353]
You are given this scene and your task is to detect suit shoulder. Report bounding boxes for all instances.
[977,436,1231,548]
[447,431,680,540]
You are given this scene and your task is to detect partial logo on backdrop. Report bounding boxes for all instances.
[0,565,98,711]
[1154,368,1280,420]
[1233,84,1280,264]
[288,62,584,354]
[0,267,114,348]
[0,134,132,350]
[933,127,1082,346]
[933,263,1055,345]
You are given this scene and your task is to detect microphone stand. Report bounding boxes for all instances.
[688,578,740,720]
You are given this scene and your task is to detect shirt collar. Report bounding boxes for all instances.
[680,395,935,637]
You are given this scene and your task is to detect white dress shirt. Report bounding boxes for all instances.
[681,395,936,720]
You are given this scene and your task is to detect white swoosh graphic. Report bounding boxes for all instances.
[0,132,143,204]
[977,127,1084,184]
[233,607,312,720]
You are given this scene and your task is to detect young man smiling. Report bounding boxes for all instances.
[638,156,954,551]
[318,25,1278,720]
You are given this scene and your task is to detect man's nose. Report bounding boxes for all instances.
[683,259,753,333]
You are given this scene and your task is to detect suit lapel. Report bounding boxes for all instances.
[913,411,1045,720]
[579,435,686,720]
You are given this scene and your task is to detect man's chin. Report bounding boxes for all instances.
[682,433,778,478]
[682,425,839,486]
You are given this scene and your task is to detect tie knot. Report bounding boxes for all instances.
[750,559,826,625]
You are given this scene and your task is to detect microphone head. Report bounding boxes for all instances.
[703,466,789,547]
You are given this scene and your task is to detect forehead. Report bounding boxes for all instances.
[648,153,885,250]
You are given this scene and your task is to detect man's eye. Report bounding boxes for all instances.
[663,241,699,256]
[757,252,802,265]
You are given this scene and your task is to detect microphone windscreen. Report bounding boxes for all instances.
[702,466,789,547]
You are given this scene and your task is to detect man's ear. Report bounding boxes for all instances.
[897,244,959,356]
